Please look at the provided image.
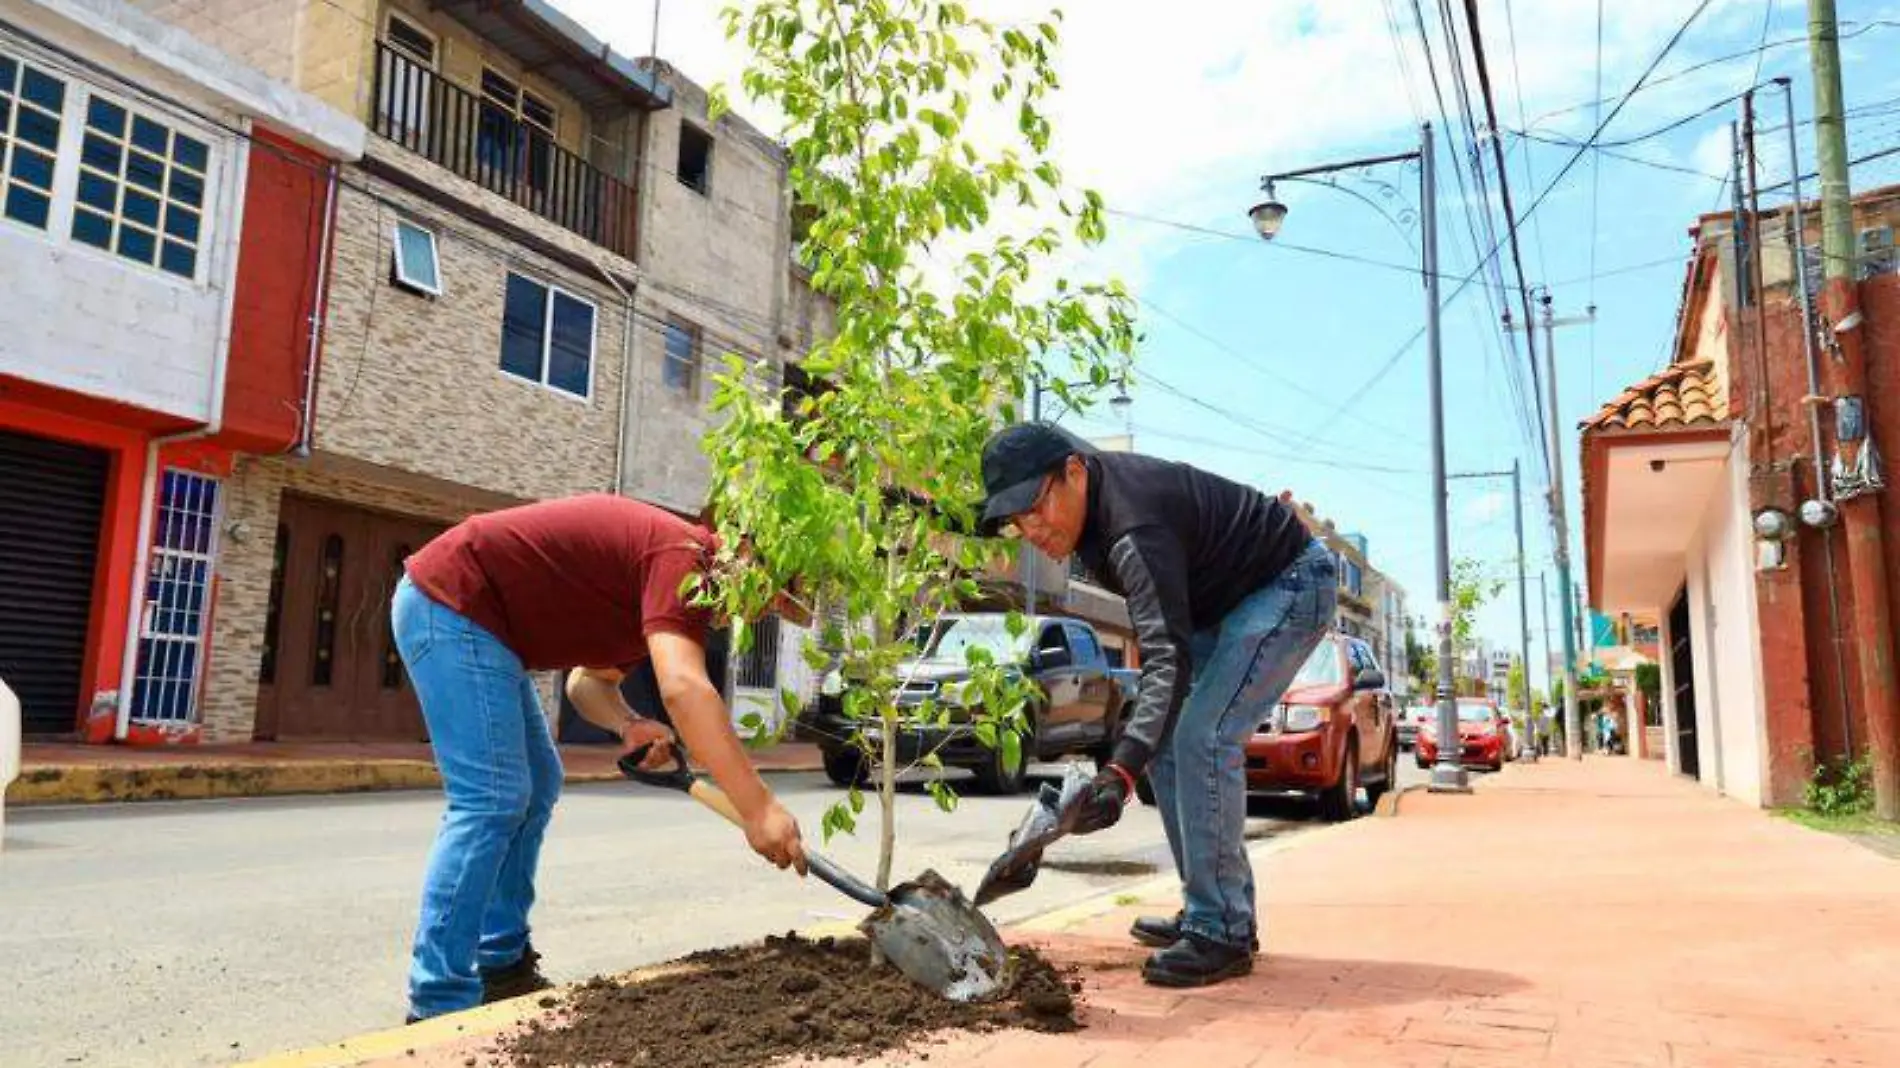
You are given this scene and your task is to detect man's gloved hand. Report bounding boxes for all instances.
[1066,763,1137,835]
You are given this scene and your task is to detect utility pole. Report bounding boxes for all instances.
[1539,571,1555,754]
[1809,0,1900,819]
[1420,126,1467,795]
[1448,462,1537,763]
[1507,294,1591,759]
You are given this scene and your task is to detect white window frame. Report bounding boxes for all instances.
[131,469,223,725]
[0,51,68,237]
[0,46,219,287]
[499,271,596,402]
[390,219,441,295]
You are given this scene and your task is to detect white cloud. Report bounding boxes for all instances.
[1463,489,1508,525]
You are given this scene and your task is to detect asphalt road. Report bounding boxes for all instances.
[0,761,1340,1068]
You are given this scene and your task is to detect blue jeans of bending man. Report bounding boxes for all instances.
[1144,539,1337,949]
[392,575,564,1019]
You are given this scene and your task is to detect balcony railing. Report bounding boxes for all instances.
[371,42,637,260]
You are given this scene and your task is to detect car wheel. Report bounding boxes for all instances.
[972,724,1032,795]
[822,748,868,789]
[1365,734,1398,806]
[1317,737,1359,823]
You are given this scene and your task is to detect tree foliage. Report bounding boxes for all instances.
[698,0,1136,890]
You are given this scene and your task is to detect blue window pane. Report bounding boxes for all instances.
[0,100,9,135]
[87,96,127,137]
[663,323,696,390]
[0,55,16,95]
[126,150,164,192]
[394,223,437,291]
[123,188,160,228]
[77,171,116,212]
[82,134,121,175]
[499,274,547,379]
[174,134,207,173]
[72,207,112,248]
[16,105,58,150]
[20,67,63,111]
[10,146,52,190]
[4,186,49,229]
[547,292,593,397]
[117,224,156,264]
[160,241,197,279]
[131,115,168,155]
[163,205,199,243]
[169,170,204,208]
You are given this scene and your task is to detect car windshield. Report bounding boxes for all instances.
[918,617,1029,663]
[1291,639,1343,687]
[1457,703,1496,723]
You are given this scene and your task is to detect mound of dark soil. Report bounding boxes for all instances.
[487,934,1081,1068]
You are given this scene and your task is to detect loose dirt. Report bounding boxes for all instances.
[486,934,1081,1068]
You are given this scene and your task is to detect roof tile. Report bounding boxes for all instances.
[1581,359,1726,433]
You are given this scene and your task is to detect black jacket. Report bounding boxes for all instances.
[1073,452,1313,773]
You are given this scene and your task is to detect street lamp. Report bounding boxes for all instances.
[1022,374,1132,612]
[1250,123,1469,793]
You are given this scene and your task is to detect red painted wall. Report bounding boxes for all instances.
[215,127,331,454]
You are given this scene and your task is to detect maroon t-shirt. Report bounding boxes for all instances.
[405,494,715,671]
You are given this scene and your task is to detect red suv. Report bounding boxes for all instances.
[1415,697,1509,772]
[1243,633,1400,821]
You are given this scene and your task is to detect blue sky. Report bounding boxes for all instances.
[568,0,1900,694]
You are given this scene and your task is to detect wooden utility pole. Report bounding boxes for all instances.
[1809,0,1900,819]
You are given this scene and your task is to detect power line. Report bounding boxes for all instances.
[1460,0,1550,480]
[1524,19,1900,130]
[1588,0,1604,407]
[1133,294,1425,447]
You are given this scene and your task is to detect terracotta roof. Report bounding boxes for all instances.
[1581,359,1726,433]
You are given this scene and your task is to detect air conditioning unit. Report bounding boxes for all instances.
[1858,226,1895,281]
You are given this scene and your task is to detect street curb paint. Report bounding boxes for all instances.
[4,761,822,807]
[234,963,706,1068]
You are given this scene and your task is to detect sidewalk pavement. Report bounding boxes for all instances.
[7,740,824,805]
[251,754,1900,1068]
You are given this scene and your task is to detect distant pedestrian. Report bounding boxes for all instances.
[975,424,1336,987]
[393,494,810,1022]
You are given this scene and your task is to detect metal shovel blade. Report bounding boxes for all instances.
[973,764,1094,907]
[861,869,1011,1003]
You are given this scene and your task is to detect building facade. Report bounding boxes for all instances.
[1582,187,1900,807]
[29,0,836,743]
[0,0,360,742]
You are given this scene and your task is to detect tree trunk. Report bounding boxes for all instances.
[876,702,897,892]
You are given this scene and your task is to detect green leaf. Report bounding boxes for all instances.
[779,687,803,719]
[1000,724,1022,770]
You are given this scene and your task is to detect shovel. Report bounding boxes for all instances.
[617,743,1011,1003]
[973,763,1095,906]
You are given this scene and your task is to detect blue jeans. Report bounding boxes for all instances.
[392,576,564,1019]
[1145,539,1336,948]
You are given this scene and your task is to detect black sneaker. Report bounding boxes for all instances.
[1130,912,1259,953]
[1141,931,1255,988]
[480,941,553,1004]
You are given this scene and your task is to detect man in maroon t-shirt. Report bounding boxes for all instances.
[392,494,808,1022]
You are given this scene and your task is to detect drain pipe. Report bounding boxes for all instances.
[114,130,252,740]
[295,162,341,458]
[595,262,638,495]
[1778,77,1854,755]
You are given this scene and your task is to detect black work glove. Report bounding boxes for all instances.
[1065,763,1135,835]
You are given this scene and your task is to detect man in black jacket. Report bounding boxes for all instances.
[978,424,1337,987]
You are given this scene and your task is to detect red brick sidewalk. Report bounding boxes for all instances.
[250,756,1900,1068]
[950,757,1900,1068]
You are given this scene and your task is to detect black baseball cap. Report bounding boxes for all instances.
[976,423,1096,536]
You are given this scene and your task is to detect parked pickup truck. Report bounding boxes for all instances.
[809,613,1138,794]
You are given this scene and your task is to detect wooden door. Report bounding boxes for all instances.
[258,495,442,741]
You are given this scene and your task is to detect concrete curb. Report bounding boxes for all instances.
[5,760,822,807]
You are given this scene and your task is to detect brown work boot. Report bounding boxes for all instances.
[480,941,553,1004]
